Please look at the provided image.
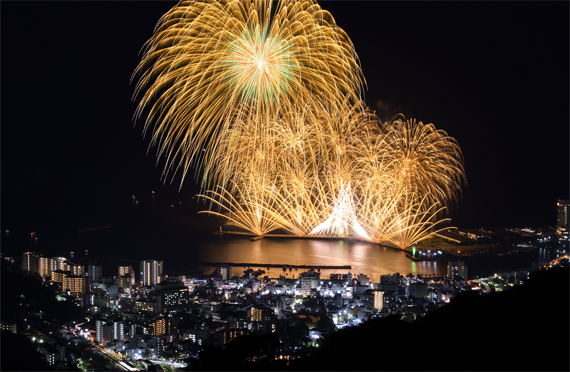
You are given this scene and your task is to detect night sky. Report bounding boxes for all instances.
[2,1,569,240]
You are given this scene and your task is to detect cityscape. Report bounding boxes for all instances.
[1,198,568,371]
[2,1,569,371]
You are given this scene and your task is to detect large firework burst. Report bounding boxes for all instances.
[132,0,364,187]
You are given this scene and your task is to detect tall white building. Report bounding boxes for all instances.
[140,260,163,287]
[373,290,384,311]
[96,319,125,346]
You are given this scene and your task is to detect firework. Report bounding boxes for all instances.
[132,0,364,187]
[381,115,466,213]
[197,100,465,248]
[134,1,467,250]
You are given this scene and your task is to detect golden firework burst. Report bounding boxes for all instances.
[132,0,364,187]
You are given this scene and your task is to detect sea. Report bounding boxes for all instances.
[1,189,559,281]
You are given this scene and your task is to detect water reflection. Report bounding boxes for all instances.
[195,236,447,281]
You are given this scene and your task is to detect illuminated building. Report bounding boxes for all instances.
[149,314,180,337]
[447,261,468,280]
[63,275,87,297]
[300,275,319,295]
[150,317,165,336]
[22,252,39,273]
[1,321,17,334]
[247,307,272,322]
[113,321,125,342]
[152,279,190,313]
[53,257,68,271]
[39,256,53,277]
[218,265,232,281]
[53,258,84,276]
[119,265,136,286]
[557,199,569,241]
[134,298,157,313]
[249,308,263,322]
[118,275,132,291]
[373,290,384,311]
[223,330,245,345]
[140,260,163,287]
[51,270,69,284]
[51,269,86,297]
[96,319,111,346]
[96,319,125,346]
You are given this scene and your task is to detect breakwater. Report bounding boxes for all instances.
[199,261,351,270]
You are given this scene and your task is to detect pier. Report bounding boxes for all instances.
[199,261,351,270]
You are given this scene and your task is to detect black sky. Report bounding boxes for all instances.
[2,1,569,236]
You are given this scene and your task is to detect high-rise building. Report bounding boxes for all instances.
[118,275,132,291]
[140,260,163,287]
[447,261,468,280]
[373,290,384,311]
[152,279,190,313]
[96,319,111,346]
[54,258,84,276]
[39,256,54,278]
[96,319,125,346]
[119,265,136,286]
[53,257,68,271]
[63,275,87,297]
[51,270,69,284]
[22,252,39,273]
[150,317,166,337]
[113,321,125,342]
[218,265,232,281]
[87,265,102,283]
[557,199,569,241]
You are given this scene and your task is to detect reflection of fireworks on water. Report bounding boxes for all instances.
[134,1,466,249]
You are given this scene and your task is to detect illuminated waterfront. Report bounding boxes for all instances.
[192,235,447,281]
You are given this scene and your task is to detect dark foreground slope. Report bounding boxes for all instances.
[292,264,569,371]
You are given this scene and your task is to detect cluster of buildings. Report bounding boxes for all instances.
[11,249,487,361]
[5,240,569,369]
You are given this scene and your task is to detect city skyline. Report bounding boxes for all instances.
[2,1,568,241]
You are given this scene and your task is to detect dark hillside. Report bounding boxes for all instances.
[292,264,569,371]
